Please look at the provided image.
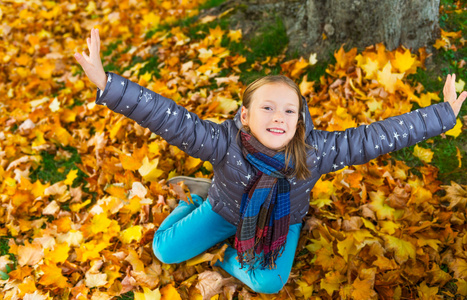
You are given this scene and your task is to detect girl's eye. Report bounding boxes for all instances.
[286,110,296,114]
[263,106,272,110]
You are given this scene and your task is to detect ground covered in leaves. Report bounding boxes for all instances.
[0,0,467,299]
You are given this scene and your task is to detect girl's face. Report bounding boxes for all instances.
[241,83,300,150]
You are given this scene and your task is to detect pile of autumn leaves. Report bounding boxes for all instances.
[0,0,467,299]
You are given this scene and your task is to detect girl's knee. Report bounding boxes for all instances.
[152,232,178,264]
[248,272,287,294]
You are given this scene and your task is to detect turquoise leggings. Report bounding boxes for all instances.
[152,195,302,294]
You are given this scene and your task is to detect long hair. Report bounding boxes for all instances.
[242,75,311,180]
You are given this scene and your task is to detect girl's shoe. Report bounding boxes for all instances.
[167,176,212,200]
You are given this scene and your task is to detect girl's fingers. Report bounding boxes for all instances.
[82,51,91,62]
[91,29,100,62]
[96,29,100,53]
[87,37,91,53]
[74,52,89,70]
[459,91,467,104]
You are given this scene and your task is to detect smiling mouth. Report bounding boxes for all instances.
[267,128,285,133]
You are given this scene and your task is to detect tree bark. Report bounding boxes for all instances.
[224,0,440,58]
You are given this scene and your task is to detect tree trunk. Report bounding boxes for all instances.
[224,0,440,58]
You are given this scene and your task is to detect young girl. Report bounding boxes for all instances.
[75,28,467,294]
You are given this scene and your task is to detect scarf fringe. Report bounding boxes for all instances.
[237,243,287,271]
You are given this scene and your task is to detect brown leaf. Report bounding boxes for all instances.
[196,271,235,300]
[442,181,467,210]
[18,241,44,266]
[131,262,161,289]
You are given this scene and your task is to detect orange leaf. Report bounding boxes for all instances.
[35,59,55,79]
[457,146,463,168]
[351,278,377,299]
[39,263,69,288]
[44,243,70,264]
[17,276,37,295]
[8,265,33,281]
[391,48,417,74]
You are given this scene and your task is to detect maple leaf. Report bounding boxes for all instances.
[215,95,239,115]
[391,48,417,74]
[227,29,242,43]
[39,262,69,288]
[134,287,161,300]
[8,265,33,281]
[351,277,377,299]
[417,281,439,299]
[75,240,109,262]
[160,283,182,300]
[314,245,346,272]
[376,61,404,94]
[125,249,145,272]
[120,225,143,244]
[373,255,398,271]
[426,263,452,285]
[413,144,434,163]
[450,258,467,279]
[85,272,108,288]
[312,178,336,199]
[44,242,70,264]
[358,56,379,80]
[442,181,467,210]
[18,241,44,266]
[295,279,313,299]
[368,190,398,220]
[290,57,309,78]
[456,279,467,296]
[382,235,416,264]
[139,156,164,181]
[320,271,345,296]
[23,290,51,300]
[131,262,161,289]
[56,230,84,247]
[196,271,234,300]
[91,213,112,234]
[336,236,358,262]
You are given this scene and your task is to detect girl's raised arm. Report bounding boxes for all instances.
[74,28,107,91]
[309,73,465,175]
[73,29,230,165]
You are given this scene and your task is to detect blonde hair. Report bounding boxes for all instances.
[242,75,310,180]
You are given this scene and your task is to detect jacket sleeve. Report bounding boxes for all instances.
[95,72,229,165]
[308,102,457,175]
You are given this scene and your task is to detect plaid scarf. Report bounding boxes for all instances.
[234,130,293,270]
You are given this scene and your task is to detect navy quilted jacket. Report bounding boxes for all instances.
[97,72,457,226]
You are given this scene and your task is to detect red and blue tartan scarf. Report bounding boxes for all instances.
[235,130,293,270]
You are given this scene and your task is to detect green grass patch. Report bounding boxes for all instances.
[115,291,134,300]
[0,237,10,256]
[29,146,87,188]
[0,237,16,280]
[390,133,467,185]
[236,17,289,84]
[199,0,228,10]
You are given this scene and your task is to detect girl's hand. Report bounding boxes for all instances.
[74,28,107,91]
[444,74,467,117]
